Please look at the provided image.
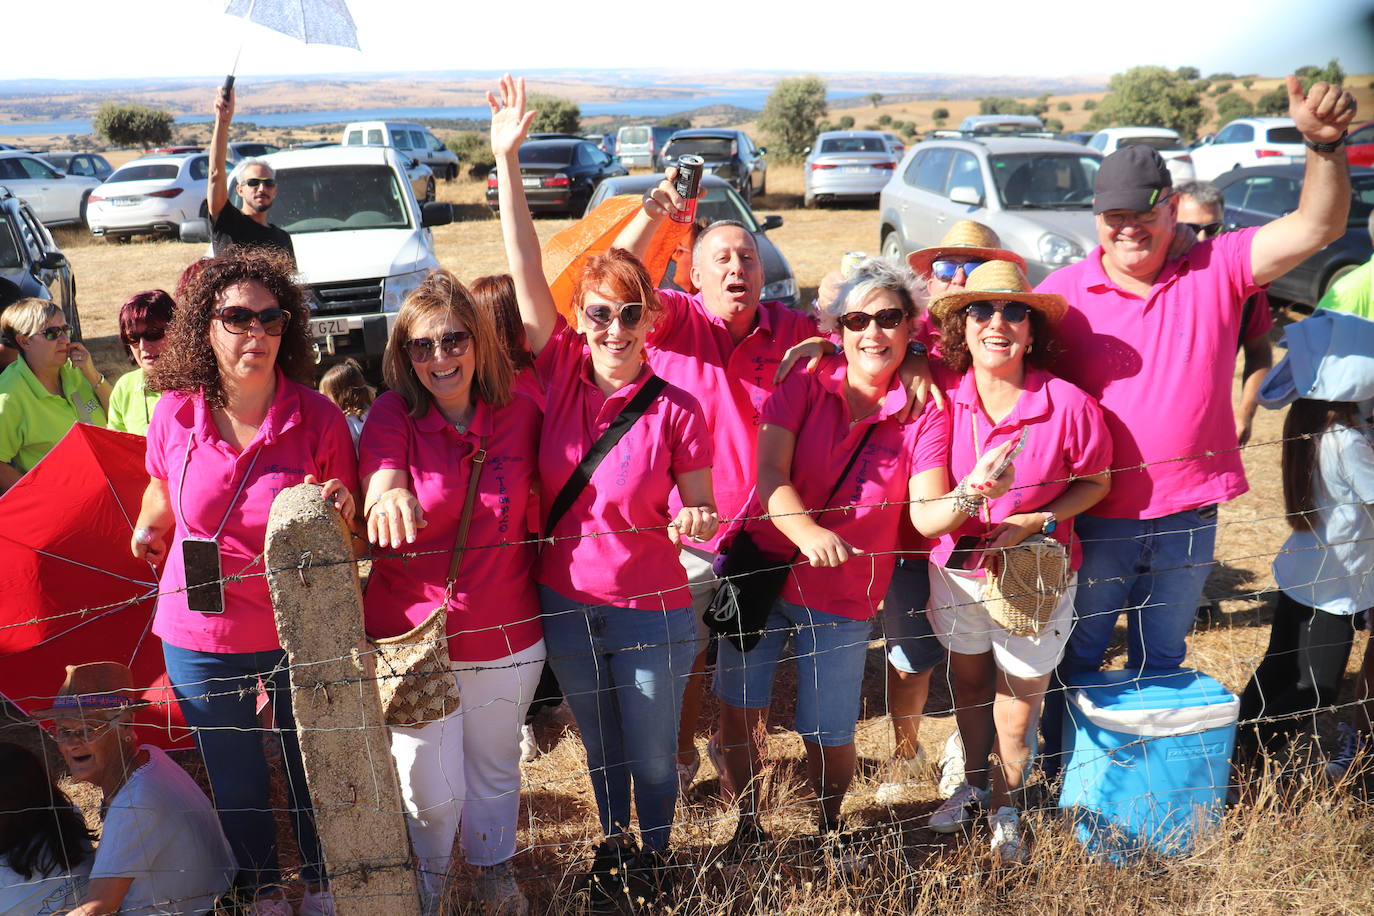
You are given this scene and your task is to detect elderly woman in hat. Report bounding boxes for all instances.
[34,662,235,916]
[922,261,1112,863]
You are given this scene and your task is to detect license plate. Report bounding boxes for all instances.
[310,318,348,339]
[843,166,870,173]
[111,197,139,206]
[523,177,541,188]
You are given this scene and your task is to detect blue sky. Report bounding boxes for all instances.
[5,0,1372,81]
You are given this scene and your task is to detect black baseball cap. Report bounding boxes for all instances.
[1093,145,1173,214]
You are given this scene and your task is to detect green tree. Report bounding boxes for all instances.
[1082,98,1098,111]
[1044,117,1065,132]
[866,92,883,108]
[1213,82,1232,95]
[1315,58,1345,87]
[1193,79,1212,94]
[877,113,892,126]
[1208,72,1236,81]
[1033,93,1051,116]
[815,120,833,134]
[1176,66,1200,81]
[527,94,581,134]
[1057,101,1072,112]
[837,115,855,130]
[1242,79,1254,90]
[1214,93,1254,125]
[657,115,691,129]
[979,96,1034,116]
[92,102,173,149]
[932,106,950,121]
[447,132,494,176]
[1295,64,1320,78]
[1256,86,1289,116]
[1086,66,1203,137]
[902,122,920,138]
[758,75,828,161]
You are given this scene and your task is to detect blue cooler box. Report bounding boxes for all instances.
[1059,668,1238,862]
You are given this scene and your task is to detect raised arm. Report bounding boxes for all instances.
[489,74,559,355]
[207,87,234,220]
[611,168,688,260]
[1252,75,1357,287]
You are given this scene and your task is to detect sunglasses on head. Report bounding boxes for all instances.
[38,325,72,342]
[241,177,277,189]
[838,308,907,332]
[1183,221,1223,238]
[963,301,1032,323]
[404,330,473,363]
[214,306,290,336]
[583,302,645,331]
[930,258,986,282]
[128,326,166,345]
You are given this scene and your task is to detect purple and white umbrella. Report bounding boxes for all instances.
[224,0,360,51]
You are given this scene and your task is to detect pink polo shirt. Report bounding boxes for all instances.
[358,390,542,662]
[745,355,951,621]
[533,324,713,610]
[146,370,359,654]
[647,290,817,553]
[1036,227,1261,519]
[930,367,1112,573]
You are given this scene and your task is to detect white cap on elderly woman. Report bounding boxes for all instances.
[1258,309,1374,409]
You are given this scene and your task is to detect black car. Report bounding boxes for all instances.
[485,138,627,217]
[657,129,768,204]
[1213,164,1374,307]
[586,174,798,309]
[0,187,79,338]
[38,152,114,182]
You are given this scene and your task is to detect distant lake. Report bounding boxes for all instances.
[0,89,866,136]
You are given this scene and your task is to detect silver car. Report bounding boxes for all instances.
[804,131,898,208]
[878,136,1102,284]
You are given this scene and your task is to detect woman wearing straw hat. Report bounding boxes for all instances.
[32,662,235,916]
[922,261,1112,863]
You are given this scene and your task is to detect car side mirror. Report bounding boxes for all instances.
[756,147,767,155]
[761,215,783,231]
[411,157,421,169]
[179,218,211,244]
[421,201,455,227]
[802,146,811,156]
[38,251,66,270]
[948,185,983,207]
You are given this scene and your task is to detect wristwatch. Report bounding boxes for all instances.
[1041,512,1058,535]
[1304,130,1347,154]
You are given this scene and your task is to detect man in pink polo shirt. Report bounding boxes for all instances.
[1036,75,1356,771]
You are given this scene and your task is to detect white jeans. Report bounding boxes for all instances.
[389,640,545,894]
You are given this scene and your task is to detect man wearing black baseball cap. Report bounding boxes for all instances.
[1036,74,1357,774]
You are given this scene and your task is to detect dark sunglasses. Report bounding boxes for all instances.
[38,325,72,341]
[214,306,290,336]
[930,258,986,282]
[838,308,907,332]
[964,301,1032,323]
[404,330,473,363]
[127,326,167,345]
[1183,221,1223,238]
[583,302,645,330]
[241,177,277,189]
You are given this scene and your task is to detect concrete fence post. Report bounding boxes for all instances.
[265,484,420,916]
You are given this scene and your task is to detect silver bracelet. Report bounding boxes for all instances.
[952,478,985,516]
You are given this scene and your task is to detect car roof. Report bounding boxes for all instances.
[1216,163,1374,182]
[259,146,402,168]
[668,129,739,139]
[127,152,202,163]
[1224,117,1296,127]
[817,130,888,140]
[1096,126,1181,137]
[920,136,1099,155]
[959,114,1043,126]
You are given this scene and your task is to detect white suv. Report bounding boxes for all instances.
[1189,117,1306,181]
[342,120,461,182]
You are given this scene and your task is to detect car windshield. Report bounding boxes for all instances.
[260,165,411,233]
[990,153,1100,209]
[1117,136,1184,152]
[696,186,758,230]
[620,128,649,145]
[519,145,574,166]
[43,155,72,169]
[666,137,733,158]
[0,215,20,269]
[819,137,888,154]
[107,164,179,182]
[1267,127,1302,144]
[1350,174,1374,224]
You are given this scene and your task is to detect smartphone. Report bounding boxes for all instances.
[989,426,1029,481]
[182,537,224,614]
[945,534,987,571]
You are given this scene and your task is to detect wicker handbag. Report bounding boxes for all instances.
[981,534,1070,637]
[371,437,487,729]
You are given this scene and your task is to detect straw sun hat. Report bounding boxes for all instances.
[928,260,1068,324]
[905,220,1026,277]
[30,662,149,721]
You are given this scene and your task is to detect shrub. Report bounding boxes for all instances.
[447,132,494,177]
[877,114,892,126]
[92,102,174,149]
[1057,101,1072,112]
[837,115,855,129]
[1215,93,1255,125]
[758,75,828,161]
[932,107,950,121]
[1083,99,1098,110]
[1256,87,1289,116]
[527,94,581,135]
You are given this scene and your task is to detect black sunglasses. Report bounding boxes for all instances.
[404,330,473,363]
[583,302,645,330]
[241,177,277,189]
[1183,221,1223,238]
[930,258,986,282]
[38,325,72,341]
[127,326,167,345]
[963,301,1032,323]
[214,306,290,336]
[838,308,907,332]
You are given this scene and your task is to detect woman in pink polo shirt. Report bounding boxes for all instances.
[130,248,358,916]
[490,75,718,906]
[359,269,544,915]
[921,261,1111,864]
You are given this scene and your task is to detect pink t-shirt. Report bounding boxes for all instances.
[1036,227,1261,519]
[745,355,951,621]
[930,366,1113,573]
[647,290,817,553]
[533,324,713,610]
[146,370,360,654]
[358,389,542,662]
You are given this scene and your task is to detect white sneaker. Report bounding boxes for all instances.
[874,747,929,804]
[475,861,529,916]
[988,806,1026,864]
[928,781,988,834]
[519,723,540,763]
[937,731,967,800]
[299,886,336,916]
[248,894,292,916]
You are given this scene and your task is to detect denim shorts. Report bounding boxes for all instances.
[713,598,872,746]
[880,557,944,675]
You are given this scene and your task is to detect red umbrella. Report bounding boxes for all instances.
[0,423,189,749]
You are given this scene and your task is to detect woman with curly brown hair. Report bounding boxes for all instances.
[130,247,359,916]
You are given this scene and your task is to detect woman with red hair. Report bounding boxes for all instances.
[107,290,175,435]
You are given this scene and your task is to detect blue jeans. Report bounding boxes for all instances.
[162,643,325,894]
[539,588,695,852]
[881,557,943,675]
[1042,507,1218,775]
[714,598,873,746]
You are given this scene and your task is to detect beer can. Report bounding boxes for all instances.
[670,154,704,225]
[841,251,867,276]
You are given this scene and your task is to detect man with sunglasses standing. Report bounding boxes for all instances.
[1036,75,1356,775]
[209,87,296,266]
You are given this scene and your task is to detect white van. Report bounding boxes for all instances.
[341,120,461,181]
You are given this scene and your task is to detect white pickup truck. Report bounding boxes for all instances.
[182,145,453,370]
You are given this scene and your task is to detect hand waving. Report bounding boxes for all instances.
[488,73,536,158]
[1287,74,1356,145]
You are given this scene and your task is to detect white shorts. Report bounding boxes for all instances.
[926,565,1077,679]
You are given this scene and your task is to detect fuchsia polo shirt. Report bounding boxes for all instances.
[746,355,951,621]
[647,290,817,553]
[146,370,359,654]
[533,324,713,610]
[930,366,1113,573]
[1036,227,1262,519]
[358,390,543,662]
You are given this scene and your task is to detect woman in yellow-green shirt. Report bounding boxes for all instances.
[107,290,175,436]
